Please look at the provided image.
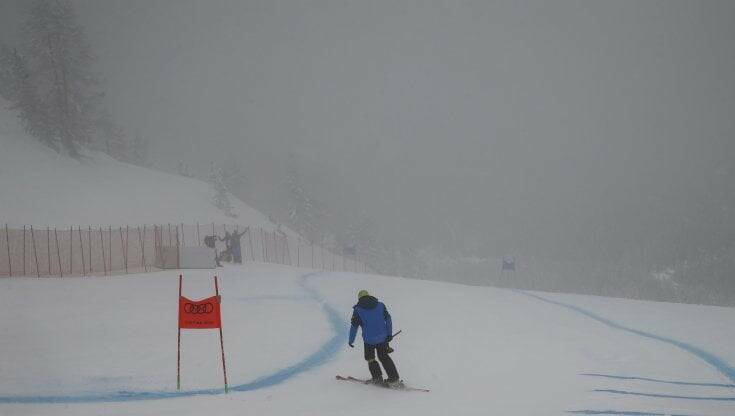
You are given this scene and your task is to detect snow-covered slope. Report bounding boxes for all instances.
[0,104,272,227]
[1,264,734,416]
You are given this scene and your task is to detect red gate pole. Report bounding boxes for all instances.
[177,274,182,391]
[214,275,229,393]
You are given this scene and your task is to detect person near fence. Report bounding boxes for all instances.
[218,231,233,263]
[348,290,400,386]
[229,228,248,264]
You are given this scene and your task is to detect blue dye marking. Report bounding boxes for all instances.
[0,273,345,404]
[516,290,735,384]
[580,373,735,388]
[568,411,696,416]
[595,389,735,401]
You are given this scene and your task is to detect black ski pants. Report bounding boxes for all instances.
[364,342,399,382]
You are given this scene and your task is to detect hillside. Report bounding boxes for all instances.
[0,102,274,228]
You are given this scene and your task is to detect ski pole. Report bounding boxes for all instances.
[392,330,402,338]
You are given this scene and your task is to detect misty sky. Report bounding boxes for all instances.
[2,0,734,259]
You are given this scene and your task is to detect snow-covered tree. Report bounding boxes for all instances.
[0,43,55,148]
[129,131,149,167]
[209,162,237,218]
[344,212,380,267]
[222,158,247,190]
[285,157,321,241]
[94,110,127,159]
[16,0,100,157]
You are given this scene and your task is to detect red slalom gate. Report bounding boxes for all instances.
[177,274,229,392]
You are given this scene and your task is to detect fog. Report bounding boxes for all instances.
[2,1,734,302]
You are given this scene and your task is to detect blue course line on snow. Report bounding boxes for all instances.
[0,273,345,404]
[580,373,735,388]
[595,389,735,401]
[568,411,697,416]
[516,290,735,384]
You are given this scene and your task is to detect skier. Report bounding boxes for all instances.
[348,290,400,386]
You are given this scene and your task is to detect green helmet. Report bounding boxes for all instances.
[357,289,369,299]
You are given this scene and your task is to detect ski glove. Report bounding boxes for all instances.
[385,334,393,343]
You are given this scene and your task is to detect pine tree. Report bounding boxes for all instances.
[285,158,319,241]
[0,43,55,148]
[129,130,149,167]
[19,0,100,157]
[94,110,127,159]
[209,163,237,218]
[344,212,379,267]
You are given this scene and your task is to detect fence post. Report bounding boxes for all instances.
[272,231,278,264]
[23,225,26,276]
[30,226,40,278]
[260,227,268,263]
[46,227,51,275]
[119,227,127,274]
[88,226,92,274]
[126,226,130,273]
[139,226,147,272]
[99,227,107,276]
[6,224,12,277]
[180,223,185,247]
[69,226,73,275]
[54,228,62,277]
[78,227,85,277]
[108,226,112,272]
[175,226,180,269]
[197,222,201,246]
[284,234,292,265]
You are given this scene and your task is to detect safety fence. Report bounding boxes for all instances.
[0,223,369,277]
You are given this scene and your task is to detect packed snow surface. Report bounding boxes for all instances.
[1,263,734,416]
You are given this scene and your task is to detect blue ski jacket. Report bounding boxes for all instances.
[349,296,392,346]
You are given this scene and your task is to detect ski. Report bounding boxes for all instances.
[335,375,430,392]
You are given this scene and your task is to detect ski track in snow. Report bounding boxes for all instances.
[516,290,735,384]
[0,272,344,404]
[517,290,735,415]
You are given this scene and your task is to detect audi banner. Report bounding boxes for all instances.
[178,295,221,329]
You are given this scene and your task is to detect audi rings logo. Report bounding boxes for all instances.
[184,302,214,314]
